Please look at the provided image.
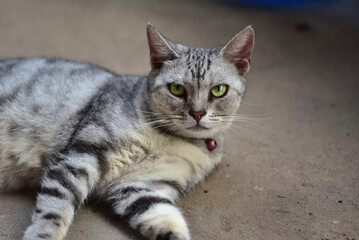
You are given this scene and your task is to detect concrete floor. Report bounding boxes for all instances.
[0,0,358,239]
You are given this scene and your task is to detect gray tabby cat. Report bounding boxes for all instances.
[0,23,254,240]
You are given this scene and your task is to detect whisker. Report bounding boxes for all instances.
[221,114,268,119]
[241,100,261,106]
[136,119,169,128]
[222,124,244,138]
[121,98,163,116]
[229,119,260,126]
[219,115,265,125]
[166,124,179,137]
[227,123,255,136]
[158,123,179,137]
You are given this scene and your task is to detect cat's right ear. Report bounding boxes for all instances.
[147,23,179,69]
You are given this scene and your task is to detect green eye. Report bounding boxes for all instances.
[211,85,227,97]
[169,83,185,96]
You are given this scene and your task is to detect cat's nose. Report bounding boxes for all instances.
[189,110,207,122]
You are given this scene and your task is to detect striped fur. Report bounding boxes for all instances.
[0,24,254,240]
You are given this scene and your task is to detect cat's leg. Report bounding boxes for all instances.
[106,155,203,240]
[109,180,189,240]
[23,150,102,240]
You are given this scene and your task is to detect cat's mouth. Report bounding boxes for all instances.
[186,125,209,131]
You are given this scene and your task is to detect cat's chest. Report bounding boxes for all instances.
[103,130,223,183]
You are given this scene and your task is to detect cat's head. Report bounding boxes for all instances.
[146,23,254,139]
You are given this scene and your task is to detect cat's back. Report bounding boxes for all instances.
[0,58,115,113]
[0,58,118,144]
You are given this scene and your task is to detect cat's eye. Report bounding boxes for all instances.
[169,83,185,97]
[211,85,227,98]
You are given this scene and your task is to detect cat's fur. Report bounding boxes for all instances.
[0,24,254,240]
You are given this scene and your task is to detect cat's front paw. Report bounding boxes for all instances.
[156,231,189,240]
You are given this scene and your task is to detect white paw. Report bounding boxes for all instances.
[156,231,190,240]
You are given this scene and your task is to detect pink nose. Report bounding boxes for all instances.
[189,111,206,122]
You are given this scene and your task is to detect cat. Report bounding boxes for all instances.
[0,23,254,240]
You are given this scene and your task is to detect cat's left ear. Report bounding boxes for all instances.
[147,23,179,69]
[220,26,254,76]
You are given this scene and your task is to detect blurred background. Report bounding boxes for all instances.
[0,0,358,239]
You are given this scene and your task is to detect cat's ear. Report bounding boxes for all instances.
[147,23,179,69]
[220,26,254,76]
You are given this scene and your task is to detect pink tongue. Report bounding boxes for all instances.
[205,139,217,151]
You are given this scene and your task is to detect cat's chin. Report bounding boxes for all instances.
[174,126,225,139]
[186,125,210,131]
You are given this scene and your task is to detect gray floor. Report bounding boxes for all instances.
[0,0,358,239]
